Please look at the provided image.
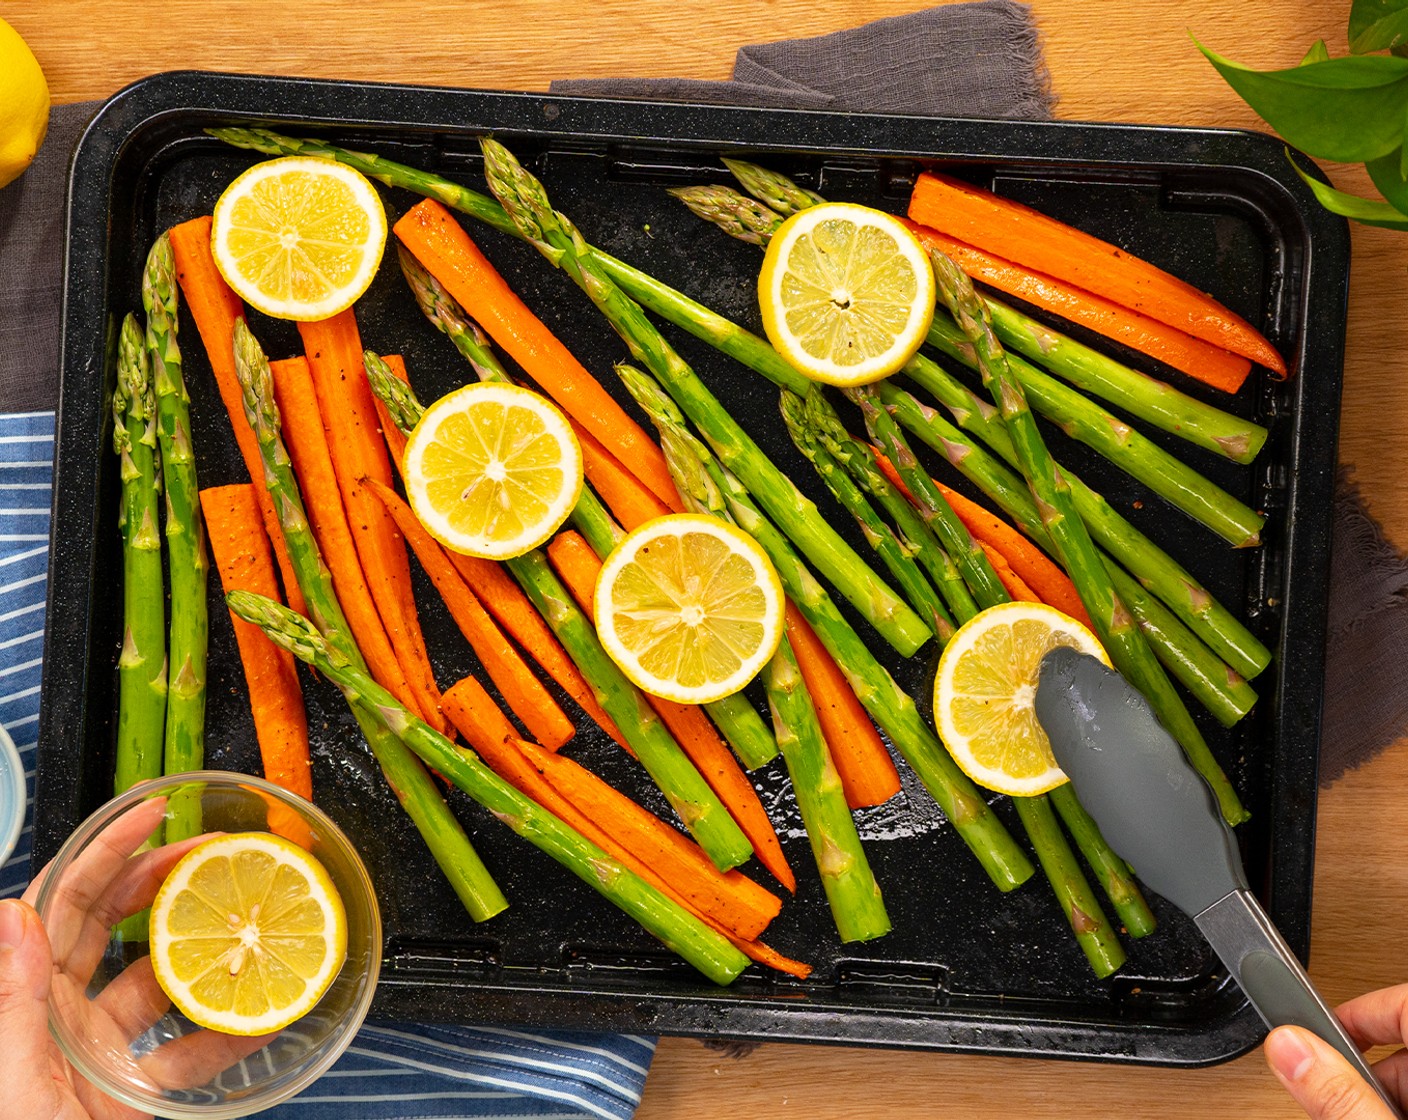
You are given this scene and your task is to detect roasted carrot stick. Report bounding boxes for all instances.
[905,222,1255,395]
[393,199,683,509]
[199,484,311,800]
[573,417,675,527]
[934,482,1093,627]
[168,217,306,615]
[365,477,575,750]
[514,737,783,941]
[980,542,1040,604]
[375,353,413,470]
[442,678,789,954]
[298,310,449,736]
[270,355,428,723]
[908,172,1286,376]
[547,530,795,893]
[782,607,900,810]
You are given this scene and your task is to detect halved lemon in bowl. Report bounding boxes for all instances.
[594,513,785,704]
[933,601,1110,797]
[402,382,583,560]
[758,201,935,387]
[148,832,348,1036]
[210,156,387,321]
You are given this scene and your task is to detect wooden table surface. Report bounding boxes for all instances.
[10,1,1407,1116]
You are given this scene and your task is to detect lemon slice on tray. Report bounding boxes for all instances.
[933,601,1110,797]
[210,156,387,321]
[758,201,935,387]
[402,382,583,560]
[149,832,348,1036]
[594,514,785,704]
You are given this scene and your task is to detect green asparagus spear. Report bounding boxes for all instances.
[718,161,1268,465]
[779,390,955,643]
[1047,784,1156,939]
[927,248,1247,826]
[362,367,755,869]
[476,136,931,659]
[113,314,167,796]
[626,366,1033,892]
[210,129,1264,701]
[233,319,509,922]
[143,234,207,842]
[763,636,890,943]
[225,590,750,986]
[396,253,781,770]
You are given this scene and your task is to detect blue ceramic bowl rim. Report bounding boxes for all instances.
[0,721,24,867]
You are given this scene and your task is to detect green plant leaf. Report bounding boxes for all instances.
[1350,0,1408,53]
[1196,38,1408,161]
[1301,40,1331,66]
[1290,152,1408,228]
[1368,146,1408,210]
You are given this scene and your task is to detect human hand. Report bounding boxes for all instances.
[2,797,274,1120]
[1266,985,1408,1120]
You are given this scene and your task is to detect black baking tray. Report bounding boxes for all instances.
[36,71,1349,1065]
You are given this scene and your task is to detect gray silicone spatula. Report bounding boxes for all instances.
[1035,646,1400,1116]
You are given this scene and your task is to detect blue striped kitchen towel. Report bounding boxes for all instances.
[0,409,655,1120]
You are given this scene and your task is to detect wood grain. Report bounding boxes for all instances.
[12,2,1408,1116]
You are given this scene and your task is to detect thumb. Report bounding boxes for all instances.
[1265,1025,1397,1120]
[0,900,56,1080]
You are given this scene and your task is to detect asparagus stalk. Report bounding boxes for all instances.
[717,162,1269,465]
[209,129,1266,691]
[113,314,168,796]
[928,248,1247,826]
[880,384,1259,727]
[624,365,1034,893]
[396,253,782,771]
[226,590,750,986]
[763,635,890,943]
[143,234,207,842]
[364,371,755,869]
[800,390,978,627]
[1047,784,1156,939]
[233,320,509,922]
[779,390,955,643]
[476,137,932,659]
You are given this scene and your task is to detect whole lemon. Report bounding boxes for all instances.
[0,18,49,190]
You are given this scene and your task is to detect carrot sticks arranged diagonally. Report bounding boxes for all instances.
[905,222,1256,395]
[168,217,306,615]
[547,529,796,894]
[907,171,1286,377]
[393,198,683,511]
[200,483,311,801]
[365,477,575,751]
[298,309,450,736]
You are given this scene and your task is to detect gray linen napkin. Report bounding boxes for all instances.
[1,4,1397,787]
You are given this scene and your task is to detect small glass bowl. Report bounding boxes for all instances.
[35,772,381,1119]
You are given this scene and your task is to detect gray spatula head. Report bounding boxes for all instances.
[1033,646,1247,916]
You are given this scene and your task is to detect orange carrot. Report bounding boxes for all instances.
[514,737,782,941]
[548,530,795,893]
[270,356,429,724]
[905,221,1254,395]
[782,605,901,810]
[393,199,683,509]
[365,477,575,750]
[573,418,675,528]
[199,484,311,800]
[442,678,789,956]
[979,541,1040,603]
[933,481,1093,627]
[375,354,412,471]
[908,172,1286,376]
[167,217,306,615]
[298,310,450,737]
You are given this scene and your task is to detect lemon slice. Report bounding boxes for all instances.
[402,382,583,560]
[933,601,1110,797]
[594,514,785,704]
[758,201,936,387]
[149,832,348,1036]
[210,156,387,321]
